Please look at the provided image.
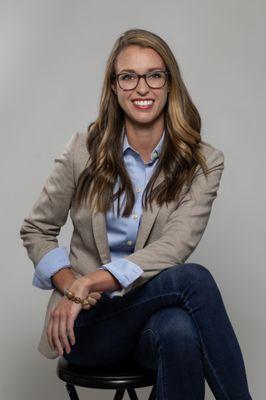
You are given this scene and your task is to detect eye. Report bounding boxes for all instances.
[149,71,164,79]
[120,73,136,81]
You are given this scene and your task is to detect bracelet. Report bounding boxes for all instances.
[64,289,91,307]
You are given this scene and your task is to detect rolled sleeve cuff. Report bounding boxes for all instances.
[101,258,144,288]
[97,259,144,298]
[32,246,71,290]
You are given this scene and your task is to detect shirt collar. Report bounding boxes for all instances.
[122,127,165,162]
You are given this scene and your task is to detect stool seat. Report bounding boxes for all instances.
[57,357,157,400]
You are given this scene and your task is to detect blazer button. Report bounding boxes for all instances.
[132,213,138,220]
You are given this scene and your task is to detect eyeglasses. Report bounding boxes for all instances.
[112,70,170,90]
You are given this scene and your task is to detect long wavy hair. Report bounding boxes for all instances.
[74,28,208,217]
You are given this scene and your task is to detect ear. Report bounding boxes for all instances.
[166,76,171,93]
[111,83,117,95]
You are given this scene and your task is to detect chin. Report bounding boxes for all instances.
[129,114,155,124]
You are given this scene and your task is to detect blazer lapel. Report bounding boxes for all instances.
[134,169,165,251]
[91,210,111,265]
[91,169,165,262]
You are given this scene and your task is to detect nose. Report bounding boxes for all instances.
[136,76,150,93]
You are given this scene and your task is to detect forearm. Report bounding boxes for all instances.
[84,270,123,292]
[51,267,77,295]
[52,268,123,295]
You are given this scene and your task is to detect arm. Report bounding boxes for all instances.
[51,267,123,295]
[98,259,143,287]
[20,132,79,274]
[94,260,144,298]
[19,131,139,296]
[51,267,76,294]
[32,247,72,290]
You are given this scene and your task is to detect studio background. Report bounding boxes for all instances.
[1,1,265,399]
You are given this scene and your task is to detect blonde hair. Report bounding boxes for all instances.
[74,28,208,216]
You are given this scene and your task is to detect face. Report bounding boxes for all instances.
[111,45,170,127]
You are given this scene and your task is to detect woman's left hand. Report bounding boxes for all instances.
[47,276,102,356]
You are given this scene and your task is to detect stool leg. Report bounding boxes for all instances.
[114,388,125,400]
[148,385,156,400]
[127,388,138,400]
[65,383,79,400]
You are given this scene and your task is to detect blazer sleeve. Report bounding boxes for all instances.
[123,148,225,281]
[20,132,79,267]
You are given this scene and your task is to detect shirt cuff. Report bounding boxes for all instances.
[32,246,71,290]
[97,259,144,298]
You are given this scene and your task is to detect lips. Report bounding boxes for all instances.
[132,98,155,101]
[132,99,155,110]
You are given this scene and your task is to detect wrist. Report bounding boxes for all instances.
[64,288,91,308]
[82,275,93,291]
[51,267,76,295]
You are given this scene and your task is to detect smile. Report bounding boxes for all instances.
[132,100,154,109]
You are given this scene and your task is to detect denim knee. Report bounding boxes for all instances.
[161,263,218,301]
[147,307,200,349]
[170,262,215,286]
[182,262,212,278]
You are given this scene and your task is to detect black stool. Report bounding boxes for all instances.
[57,357,157,400]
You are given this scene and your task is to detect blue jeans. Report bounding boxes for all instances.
[63,263,253,399]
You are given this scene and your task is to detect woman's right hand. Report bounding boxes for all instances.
[47,288,103,355]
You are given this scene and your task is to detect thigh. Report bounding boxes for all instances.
[63,286,167,366]
[63,263,204,366]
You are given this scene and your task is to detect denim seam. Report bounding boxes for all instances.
[140,328,157,357]
[157,341,167,400]
[168,275,231,400]
[192,271,231,400]
[142,328,166,400]
[158,265,230,399]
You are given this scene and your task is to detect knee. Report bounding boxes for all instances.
[175,262,216,287]
[185,262,212,278]
[152,307,200,348]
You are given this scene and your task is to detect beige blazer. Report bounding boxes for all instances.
[20,131,225,359]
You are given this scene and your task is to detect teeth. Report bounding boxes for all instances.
[133,100,153,106]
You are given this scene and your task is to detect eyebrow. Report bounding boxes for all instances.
[118,67,165,73]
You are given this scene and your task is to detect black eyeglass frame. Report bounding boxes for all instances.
[112,70,171,90]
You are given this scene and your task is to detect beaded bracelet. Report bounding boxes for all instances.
[64,289,91,307]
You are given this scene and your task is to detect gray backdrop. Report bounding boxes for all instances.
[1,0,265,399]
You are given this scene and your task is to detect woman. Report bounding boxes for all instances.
[20,29,253,399]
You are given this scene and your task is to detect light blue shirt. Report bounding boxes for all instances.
[33,129,165,298]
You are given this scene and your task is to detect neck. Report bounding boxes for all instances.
[124,115,165,156]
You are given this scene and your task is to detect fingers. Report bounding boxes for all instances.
[51,311,64,356]
[88,297,97,306]
[47,306,76,355]
[66,313,76,347]
[83,292,102,307]
[82,303,92,310]
[59,314,72,354]
[89,291,102,302]
[81,291,102,310]
[46,293,103,355]
[47,316,54,350]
